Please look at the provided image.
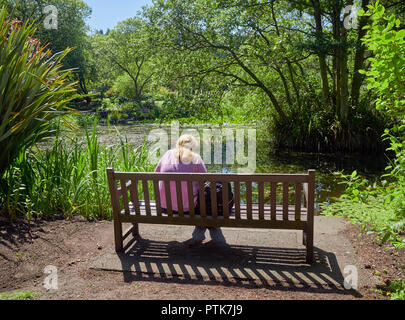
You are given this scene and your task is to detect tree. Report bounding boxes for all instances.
[359,1,405,220]
[288,0,404,123]
[145,0,315,123]
[91,17,155,101]
[2,0,92,95]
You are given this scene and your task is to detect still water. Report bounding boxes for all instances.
[79,123,388,211]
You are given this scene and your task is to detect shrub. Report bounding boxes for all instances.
[360,2,405,220]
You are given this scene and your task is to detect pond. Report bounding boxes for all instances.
[72,122,388,212]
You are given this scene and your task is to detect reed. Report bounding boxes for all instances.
[0,119,155,221]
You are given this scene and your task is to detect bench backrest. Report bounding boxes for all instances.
[107,168,315,223]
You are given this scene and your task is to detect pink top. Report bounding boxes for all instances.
[155,149,207,211]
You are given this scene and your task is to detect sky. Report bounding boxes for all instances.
[84,0,153,33]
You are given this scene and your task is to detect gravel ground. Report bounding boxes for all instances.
[0,216,403,300]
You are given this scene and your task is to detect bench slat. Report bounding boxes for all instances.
[187,181,195,217]
[283,182,289,221]
[153,180,162,217]
[164,180,172,216]
[198,181,206,218]
[129,179,141,216]
[210,181,218,218]
[270,182,277,221]
[258,182,264,220]
[295,183,301,221]
[222,181,230,219]
[120,178,130,214]
[303,183,308,208]
[175,180,184,217]
[234,181,241,220]
[246,181,252,220]
[142,180,151,216]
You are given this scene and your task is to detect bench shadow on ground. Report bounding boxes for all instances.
[115,236,361,297]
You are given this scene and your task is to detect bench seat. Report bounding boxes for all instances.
[121,201,308,221]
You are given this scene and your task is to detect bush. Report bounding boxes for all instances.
[388,279,405,300]
[360,2,405,220]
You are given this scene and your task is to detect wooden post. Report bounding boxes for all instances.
[107,168,123,252]
[306,169,315,264]
[132,223,139,237]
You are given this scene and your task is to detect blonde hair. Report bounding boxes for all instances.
[175,134,198,164]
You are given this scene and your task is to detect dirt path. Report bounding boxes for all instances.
[0,216,403,300]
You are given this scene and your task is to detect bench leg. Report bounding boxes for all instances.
[114,219,123,252]
[132,223,139,237]
[305,230,313,264]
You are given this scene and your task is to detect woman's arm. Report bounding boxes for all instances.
[155,159,162,172]
[195,155,207,173]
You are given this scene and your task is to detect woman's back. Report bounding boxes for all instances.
[155,148,207,212]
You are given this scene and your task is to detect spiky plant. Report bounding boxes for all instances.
[0,6,76,180]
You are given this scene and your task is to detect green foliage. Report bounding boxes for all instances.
[321,193,395,230]
[91,17,155,101]
[73,112,100,128]
[0,6,76,184]
[360,1,405,221]
[359,2,405,119]
[388,279,405,300]
[0,290,42,300]
[101,98,120,112]
[112,73,138,98]
[2,0,92,94]
[0,119,155,220]
[98,97,161,123]
[322,2,405,252]
[333,170,376,203]
[321,169,405,250]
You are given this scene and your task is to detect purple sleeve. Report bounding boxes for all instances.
[155,159,162,172]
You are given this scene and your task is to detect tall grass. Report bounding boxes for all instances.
[0,119,155,221]
[0,7,76,178]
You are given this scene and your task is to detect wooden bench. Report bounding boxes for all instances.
[106,168,315,263]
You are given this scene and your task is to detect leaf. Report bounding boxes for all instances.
[381,231,391,244]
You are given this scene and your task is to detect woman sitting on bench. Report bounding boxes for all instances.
[155,134,227,246]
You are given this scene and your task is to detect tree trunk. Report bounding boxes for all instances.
[287,61,301,109]
[351,0,370,106]
[339,4,351,124]
[331,4,341,118]
[312,0,330,105]
[273,66,292,106]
